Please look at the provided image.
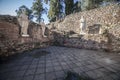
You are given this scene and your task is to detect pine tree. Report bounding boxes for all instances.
[81,0,103,11]
[32,0,46,23]
[64,0,74,15]
[103,0,117,2]
[48,0,63,22]
[73,1,81,13]
[44,0,49,4]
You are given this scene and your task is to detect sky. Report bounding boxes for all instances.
[0,0,49,24]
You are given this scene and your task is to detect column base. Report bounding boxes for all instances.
[22,34,29,37]
[80,32,86,34]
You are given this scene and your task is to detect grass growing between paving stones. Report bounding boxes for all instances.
[30,50,50,58]
[64,71,94,80]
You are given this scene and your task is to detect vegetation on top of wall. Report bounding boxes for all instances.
[15,0,120,23]
[16,5,33,20]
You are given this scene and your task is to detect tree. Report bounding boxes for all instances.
[44,0,49,4]
[101,0,118,5]
[103,0,117,2]
[87,0,96,10]
[32,0,46,23]
[48,0,64,22]
[80,0,104,11]
[16,5,33,20]
[81,0,118,11]
[81,0,93,11]
[73,1,81,13]
[64,0,74,15]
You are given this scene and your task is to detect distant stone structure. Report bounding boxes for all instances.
[80,16,86,34]
[18,8,29,37]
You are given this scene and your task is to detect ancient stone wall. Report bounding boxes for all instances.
[0,15,49,42]
[0,15,49,58]
[48,3,120,33]
[48,3,120,52]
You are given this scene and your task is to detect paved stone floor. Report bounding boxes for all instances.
[0,46,120,80]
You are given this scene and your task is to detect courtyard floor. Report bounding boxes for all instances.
[0,46,120,80]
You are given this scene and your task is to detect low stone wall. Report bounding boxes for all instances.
[0,15,50,58]
[66,35,107,50]
[52,32,119,52]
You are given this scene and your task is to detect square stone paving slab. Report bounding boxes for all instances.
[0,46,120,80]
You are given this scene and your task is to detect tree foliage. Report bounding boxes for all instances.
[64,0,74,15]
[15,5,33,20]
[32,0,46,23]
[44,0,49,4]
[81,0,118,11]
[48,0,64,22]
[73,1,81,13]
[16,0,120,23]
[103,0,117,2]
[80,0,95,11]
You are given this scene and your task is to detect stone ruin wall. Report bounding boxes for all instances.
[0,3,120,58]
[49,3,120,33]
[48,3,120,52]
[0,15,49,57]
